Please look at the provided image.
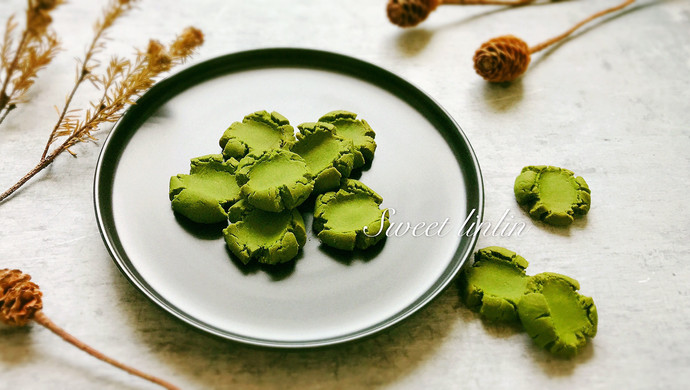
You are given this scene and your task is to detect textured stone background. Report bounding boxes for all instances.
[1,0,689,389]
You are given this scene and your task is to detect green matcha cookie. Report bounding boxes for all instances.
[313,179,389,251]
[236,149,314,212]
[319,110,376,168]
[219,110,295,160]
[169,154,241,224]
[458,246,530,322]
[518,273,597,357]
[290,122,356,193]
[223,200,307,265]
[514,166,591,227]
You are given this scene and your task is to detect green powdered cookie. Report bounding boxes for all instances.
[514,165,591,227]
[458,246,530,322]
[290,122,356,193]
[236,149,314,212]
[223,200,307,265]
[219,110,295,160]
[169,154,241,224]
[518,273,597,357]
[318,110,376,168]
[313,179,389,251]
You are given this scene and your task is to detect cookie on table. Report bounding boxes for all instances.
[318,110,376,168]
[235,149,314,212]
[517,272,597,357]
[169,154,241,224]
[223,200,307,265]
[458,246,530,322]
[313,179,389,251]
[219,110,295,160]
[290,122,356,193]
[514,165,591,227]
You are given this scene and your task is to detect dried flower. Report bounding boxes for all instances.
[473,35,530,83]
[473,0,635,82]
[0,0,203,203]
[0,269,179,389]
[0,269,43,326]
[386,0,534,28]
[0,0,62,125]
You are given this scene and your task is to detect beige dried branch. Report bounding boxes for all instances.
[0,21,204,202]
[1,269,181,390]
[0,0,64,126]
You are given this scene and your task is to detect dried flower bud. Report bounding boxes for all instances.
[0,269,43,326]
[170,27,204,58]
[387,0,440,28]
[146,40,172,72]
[473,35,531,82]
[34,0,62,11]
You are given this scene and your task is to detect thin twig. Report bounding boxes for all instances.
[33,311,180,390]
[530,0,635,53]
[42,0,132,159]
[0,29,28,113]
[0,104,15,126]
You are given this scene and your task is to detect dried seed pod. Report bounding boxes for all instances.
[0,269,43,326]
[0,269,179,390]
[387,0,534,28]
[473,0,635,82]
[473,35,531,82]
[387,0,440,28]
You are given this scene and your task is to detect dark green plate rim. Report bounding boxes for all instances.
[94,48,484,348]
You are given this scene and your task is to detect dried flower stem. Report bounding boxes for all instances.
[0,0,204,203]
[32,311,181,390]
[529,0,635,53]
[0,0,63,125]
[42,0,135,159]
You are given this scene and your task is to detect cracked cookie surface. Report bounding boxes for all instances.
[219,110,295,160]
[290,122,356,193]
[318,110,376,168]
[223,200,307,265]
[518,272,597,357]
[236,149,314,212]
[313,179,389,251]
[169,154,241,224]
[458,246,530,322]
[514,165,591,227]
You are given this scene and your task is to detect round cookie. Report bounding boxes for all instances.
[290,122,356,193]
[458,246,530,322]
[514,165,591,227]
[518,272,597,358]
[235,149,314,212]
[219,110,295,160]
[313,179,390,251]
[318,110,376,168]
[223,200,307,265]
[169,154,241,224]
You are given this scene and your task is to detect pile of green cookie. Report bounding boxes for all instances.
[459,246,597,357]
[458,164,596,357]
[169,110,390,265]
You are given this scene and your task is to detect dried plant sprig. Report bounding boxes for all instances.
[0,23,204,201]
[0,0,63,126]
[387,0,535,28]
[0,269,180,390]
[42,0,138,160]
[474,0,635,82]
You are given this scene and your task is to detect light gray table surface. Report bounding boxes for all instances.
[1,0,689,389]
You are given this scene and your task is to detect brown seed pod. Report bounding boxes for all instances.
[0,269,43,326]
[472,0,635,82]
[0,268,179,390]
[473,35,531,82]
[387,0,534,28]
[387,0,441,28]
